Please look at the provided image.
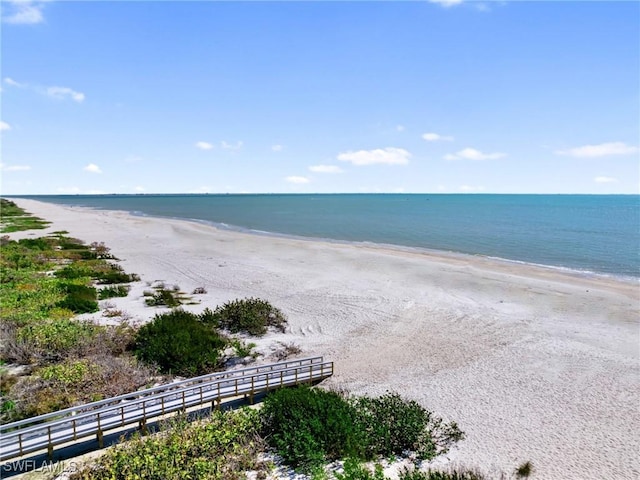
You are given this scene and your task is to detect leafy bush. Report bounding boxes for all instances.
[98,285,130,299]
[335,459,386,480]
[134,309,227,376]
[261,387,465,472]
[14,318,100,362]
[355,392,456,460]
[56,283,98,313]
[144,288,183,307]
[70,409,266,480]
[5,355,155,422]
[211,297,287,336]
[261,386,366,471]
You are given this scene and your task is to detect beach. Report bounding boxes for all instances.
[6,198,640,479]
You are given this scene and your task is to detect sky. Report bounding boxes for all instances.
[1,0,639,195]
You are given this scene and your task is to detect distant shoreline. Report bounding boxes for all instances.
[6,193,639,281]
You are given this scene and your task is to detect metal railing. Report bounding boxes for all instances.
[0,356,333,462]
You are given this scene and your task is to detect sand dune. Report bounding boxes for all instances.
[6,198,639,479]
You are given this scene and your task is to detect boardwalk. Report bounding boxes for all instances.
[0,356,333,462]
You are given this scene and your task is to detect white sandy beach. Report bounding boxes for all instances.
[6,198,640,480]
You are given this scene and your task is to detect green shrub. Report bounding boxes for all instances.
[211,297,287,336]
[134,309,227,376]
[261,386,365,471]
[261,388,465,472]
[16,318,99,361]
[98,285,130,299]
[70,409,265,480]
[515,461,533,478]
[56,283,98,313]
[144,288,183,307]
[355,392,444,460]
[335,459,386,480]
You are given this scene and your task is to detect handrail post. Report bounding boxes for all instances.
[47,426,53,459]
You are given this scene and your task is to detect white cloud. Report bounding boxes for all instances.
[1,164,31,171]
[46,86,85,103]
[83,163,102,174]
[5,78,85,103]
[594,176,618,183]
[444,148,505,161]
[309,165,344,174]
[271,144,284,152]
[221,140,243,151]
[459,185,485,192]
[2,1,47,25]
[134,186,145,192]
[396,125,405,132]
[428,0,464,7]
[0,121,11,131]
[555,142,639,158]
[195,141,213,150]
[285,176,310,184]
[422,132,454,142]
[337,147,411,166]
[4,77,25,88]
[189,186,214,193]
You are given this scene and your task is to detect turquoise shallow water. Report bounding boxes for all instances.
[14,194,640,279]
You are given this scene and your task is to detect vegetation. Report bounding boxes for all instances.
[515,461,533,478]
[0,229,148,422]
[98,284,130,299]
[0,199,50,233]
[260,386,463,472]
[71,409,267,480]
[134,309,227,376]
[209,297,287,336]
[398,469,489,480]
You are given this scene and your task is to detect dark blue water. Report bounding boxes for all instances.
[14,194,640,279]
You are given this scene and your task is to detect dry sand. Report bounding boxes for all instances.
[6,198,639,479]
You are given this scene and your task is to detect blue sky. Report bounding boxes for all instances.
[1,0,639,194]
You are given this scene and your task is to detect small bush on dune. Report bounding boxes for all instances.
[261,387,465,473]
[56,282,99,313]
[210,297,287,336]
[98,285,130,299]
[398,468,488,480]
[134,309,227,376]
[261,386,366,471]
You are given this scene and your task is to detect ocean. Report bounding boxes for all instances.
[15,194,640,280]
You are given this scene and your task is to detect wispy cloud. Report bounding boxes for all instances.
[396,125,405,132]
[83,163,102,174]
[422,132,454,142]
[46,86,85,103]
[4,77,85,103]
[4,77,26,88]
[2,0,47,25]
[555,142,638,158]
[337,147,411,166]
[1,163,31,171]
[444,148,505,161]
[309,165,344,174]
[285,176,310,184]
[134,186,145,192]
[221,140,243,151]
[428,0,464,8]
[0,121,11,131]
[594,176,618,183]
[195,141,214,150]
[271,144,284,152]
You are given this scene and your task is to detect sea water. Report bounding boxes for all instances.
[15,194,640,280]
